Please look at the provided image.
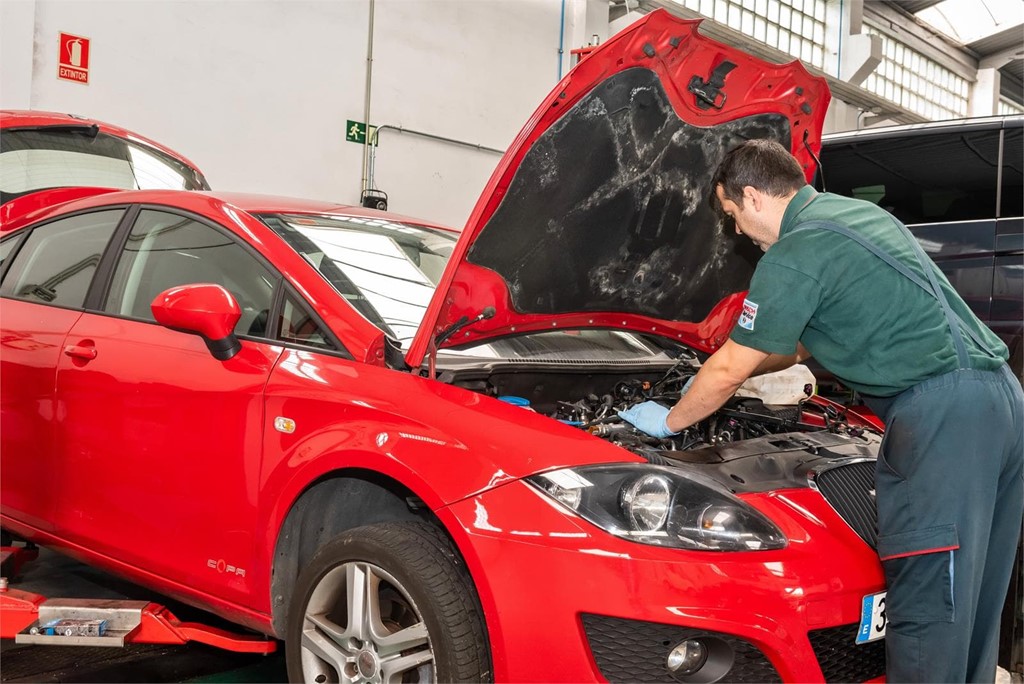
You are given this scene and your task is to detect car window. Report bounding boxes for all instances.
[0,210,123,308]
[0,233,24,272]
[0,128,208,204]
[822,128,1000,224]
[261,213,455,348]
[278,293,336,351]
[104,209,276,337]
[1000,126,1022,219]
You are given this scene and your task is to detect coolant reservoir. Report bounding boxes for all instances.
[735,364,816,405]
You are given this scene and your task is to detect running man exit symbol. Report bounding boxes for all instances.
[345,120,377,145]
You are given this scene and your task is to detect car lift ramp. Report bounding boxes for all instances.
[0,546,276,655]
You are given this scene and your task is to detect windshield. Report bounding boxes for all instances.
[262,213,454,346]
[444,329,678,361]
[0,127,209,203]
[262,212,687,362]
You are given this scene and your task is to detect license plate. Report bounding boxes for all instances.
[856,591,887,644]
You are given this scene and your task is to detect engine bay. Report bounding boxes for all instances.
[447,355,877,458]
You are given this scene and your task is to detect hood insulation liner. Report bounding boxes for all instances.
[467,67,792,323]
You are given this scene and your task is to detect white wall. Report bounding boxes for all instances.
[1,0,577,229]
[0,0,35,108]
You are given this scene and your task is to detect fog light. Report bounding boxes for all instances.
[666,639,708,676]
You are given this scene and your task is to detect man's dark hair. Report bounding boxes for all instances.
[710,139,806,207]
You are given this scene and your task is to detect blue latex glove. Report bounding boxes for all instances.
[681,375,695,395]
[618,401,679,439]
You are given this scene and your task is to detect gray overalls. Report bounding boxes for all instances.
[797,220,1024,682]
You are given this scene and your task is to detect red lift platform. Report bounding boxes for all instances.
[0,545,276,654]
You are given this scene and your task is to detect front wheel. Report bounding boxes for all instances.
[286,521,491,683]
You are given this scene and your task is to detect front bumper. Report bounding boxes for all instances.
[441,479,886,683]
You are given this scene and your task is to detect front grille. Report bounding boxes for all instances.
[581,613,781,683]
[814,460,878,548]
[809,623,886,682]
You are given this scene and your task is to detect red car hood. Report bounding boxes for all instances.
[406,9,828,368]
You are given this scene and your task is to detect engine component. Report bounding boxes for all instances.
[547,363,868,455]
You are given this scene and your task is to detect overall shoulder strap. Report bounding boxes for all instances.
[789,218,990,366]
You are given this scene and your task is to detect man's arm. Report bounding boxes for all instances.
[751,342,812,376]
[664,339,772,433]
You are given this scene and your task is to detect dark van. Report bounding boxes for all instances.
[819,115,1024,676]
[818,115,1023,378]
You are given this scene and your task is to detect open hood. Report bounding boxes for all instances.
[405,9,829,369]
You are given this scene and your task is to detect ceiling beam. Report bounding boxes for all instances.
[885,0,945,14]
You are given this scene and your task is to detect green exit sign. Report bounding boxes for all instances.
[345,120,377,145]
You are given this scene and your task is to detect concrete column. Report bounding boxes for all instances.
[824,0,881,85]
[969,67,1001,117]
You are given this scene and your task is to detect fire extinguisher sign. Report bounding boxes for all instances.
[58,32,90,84]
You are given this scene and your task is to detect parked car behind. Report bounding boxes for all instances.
[1,109,210,224]
[1,11,891,683]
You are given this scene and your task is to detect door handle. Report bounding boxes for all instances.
[64,344,97,360]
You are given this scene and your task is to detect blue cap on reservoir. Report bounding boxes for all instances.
[497,395,531,408]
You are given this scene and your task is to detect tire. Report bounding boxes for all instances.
[0,529,11,547]
[285,521,491,683]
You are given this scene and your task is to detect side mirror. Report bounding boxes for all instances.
[151,283,242,361]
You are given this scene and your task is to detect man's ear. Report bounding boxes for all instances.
[742,185,763,211]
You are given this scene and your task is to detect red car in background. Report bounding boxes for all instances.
[0,11,888,683]
[0,109,209,224]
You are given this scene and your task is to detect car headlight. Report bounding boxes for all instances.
[527,465,787,551]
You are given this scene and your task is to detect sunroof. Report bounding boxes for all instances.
[915,0,1023,44]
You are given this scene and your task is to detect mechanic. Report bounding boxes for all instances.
[619,139,1024,683]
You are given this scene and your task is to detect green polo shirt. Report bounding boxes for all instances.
[730,185,1007,397]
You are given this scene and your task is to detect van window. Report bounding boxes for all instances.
[822,128,1001,224]
[1001,127,1023,219]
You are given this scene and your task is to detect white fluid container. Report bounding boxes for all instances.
[735,364,816,405]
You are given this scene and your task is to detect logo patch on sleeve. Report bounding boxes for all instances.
[738,299,758,330]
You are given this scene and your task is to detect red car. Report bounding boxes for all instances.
[0,11,888,683]
[0,108,210,225]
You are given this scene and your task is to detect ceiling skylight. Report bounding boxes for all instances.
[915,0,1023,45]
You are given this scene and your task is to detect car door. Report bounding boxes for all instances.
[0,209,125,531]
[52,206,283,604]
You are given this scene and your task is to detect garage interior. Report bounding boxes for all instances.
[1,0,1022,682]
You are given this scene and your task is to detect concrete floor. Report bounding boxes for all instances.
[3,544,1020,683]
[1,545,286,683]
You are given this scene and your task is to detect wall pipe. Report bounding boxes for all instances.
[558,0,567,80]
[366,124,505,191]
[838,0,844,79]
[360,0,376,194]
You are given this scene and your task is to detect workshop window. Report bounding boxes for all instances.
[0,210,123,309]
[104,209,277,337]
[863,25,968,120]
[677,0,827,69]
[1000,99,1024,116]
